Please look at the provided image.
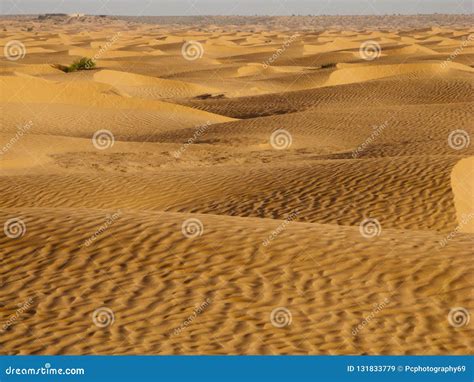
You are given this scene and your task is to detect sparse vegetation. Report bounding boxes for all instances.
[53,57,96,73]
[321,63,337,69]
[194,93,226,100]
[68,57,96,71]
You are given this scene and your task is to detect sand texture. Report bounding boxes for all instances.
[0,15,473,355]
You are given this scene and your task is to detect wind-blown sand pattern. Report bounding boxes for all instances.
[0,15,473,355]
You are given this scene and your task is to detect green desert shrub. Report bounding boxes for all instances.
[54,57,96,73]
[67,57,96,72]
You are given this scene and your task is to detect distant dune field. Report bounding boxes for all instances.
[0,14,472,355]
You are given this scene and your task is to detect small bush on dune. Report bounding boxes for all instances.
[67,57,96,72]
[53,57,96,73]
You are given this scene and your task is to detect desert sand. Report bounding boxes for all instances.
[0,14,473,355]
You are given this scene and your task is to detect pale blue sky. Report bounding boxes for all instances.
[2,0,472,16]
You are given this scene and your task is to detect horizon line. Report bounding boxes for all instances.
[1,12,473,16]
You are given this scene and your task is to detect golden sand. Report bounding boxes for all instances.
[0,15,473,355]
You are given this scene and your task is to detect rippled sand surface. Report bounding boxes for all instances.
[1,15,473,354]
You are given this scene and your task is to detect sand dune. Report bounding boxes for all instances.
[0,15,472,356]
[93,70,216,99]
[177,71,473,118]
[451,157,474,233]
[1,208,472,354]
